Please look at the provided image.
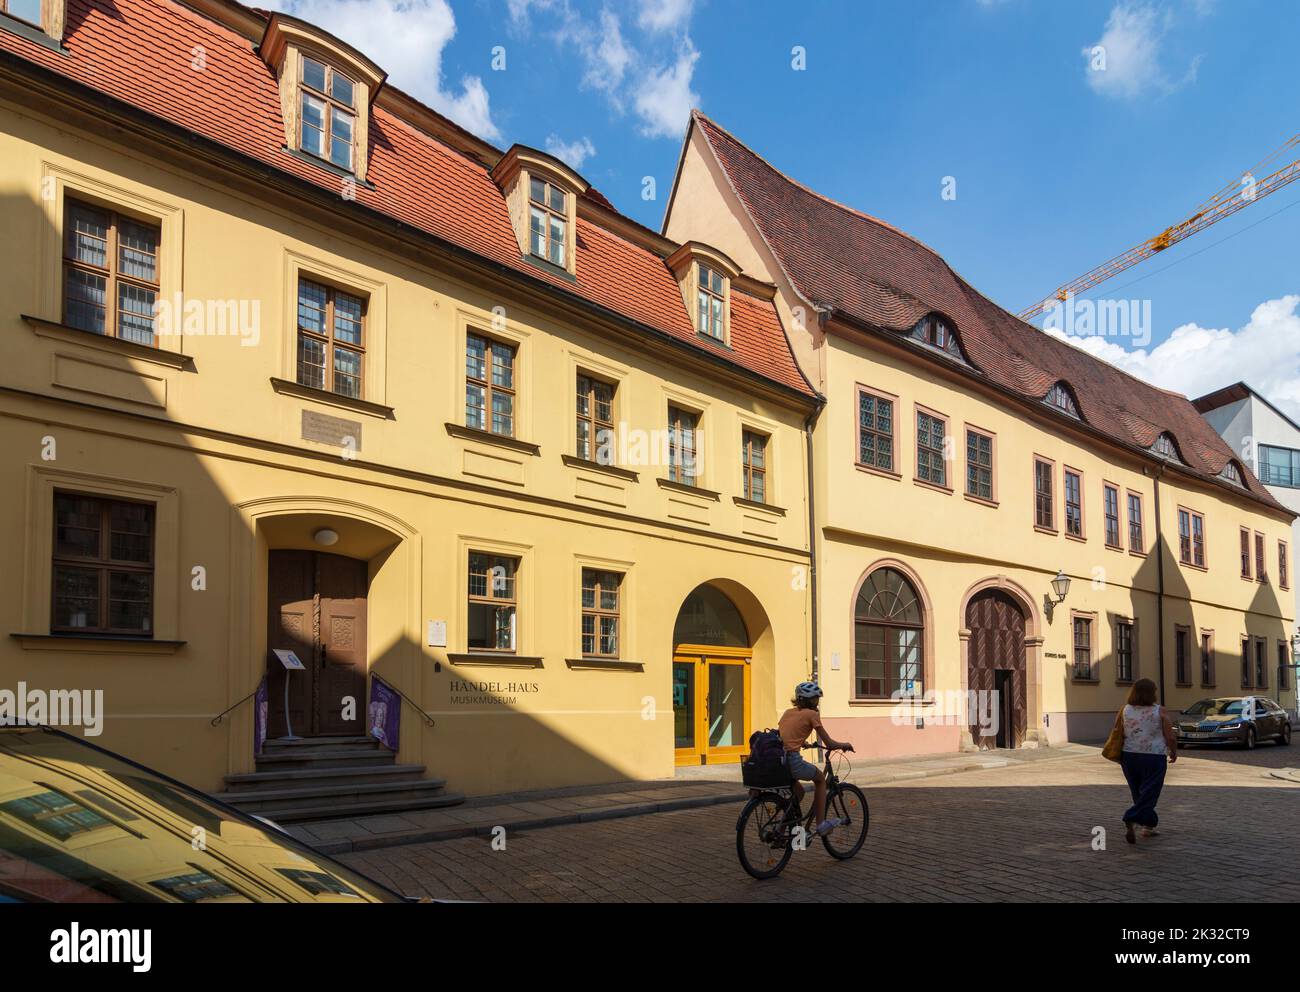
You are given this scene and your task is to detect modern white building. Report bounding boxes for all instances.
[1196,382,1300,667]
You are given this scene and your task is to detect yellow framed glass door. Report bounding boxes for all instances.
[673,644,751,766]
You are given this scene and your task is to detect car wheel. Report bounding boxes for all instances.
[1278,723,1292,746]
[1243,727,1257,750]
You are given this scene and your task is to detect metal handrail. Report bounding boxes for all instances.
[373,673,436,728]
[211,683,262,727]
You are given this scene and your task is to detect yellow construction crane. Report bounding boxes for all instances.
[1020,131,1300,321]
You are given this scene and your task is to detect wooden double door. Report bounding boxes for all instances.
[966,589,1027,749]
[266,550,368,738]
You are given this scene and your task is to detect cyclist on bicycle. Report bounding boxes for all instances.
[779,681,854,836]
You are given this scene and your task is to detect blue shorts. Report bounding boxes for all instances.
[784,752,820,781]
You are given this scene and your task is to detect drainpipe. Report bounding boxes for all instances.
[804,401,825,683]
[1150,464,1168,704]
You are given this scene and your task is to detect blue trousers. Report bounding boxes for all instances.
[1119,751,1168,828]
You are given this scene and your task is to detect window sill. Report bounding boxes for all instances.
[963,493,998,509]
[446,652,544,668]
[560,454,639,482]
[1129,550,1149,559]
[733,496,785,516]
[847,698,932,707]
[1065,533,1087,544]
[695,331,732,351]
[1175,682,1193,689]
[23,315,194,370]
[854,463,901,481]
[522,253,577,283]
[656,477,720,501]
[1114,680,1133,687]
[1034,525,1058,536]
[10,633,185,654]
[1179,561,1208,572]
[1104,542,1124,553]
[445,423,540,456]
[1070,678,1100,685]
[912,478,953,496]
[280,146,375,189]
[565,658,644,672]
[0,14,65,52]
[271,378,394,419]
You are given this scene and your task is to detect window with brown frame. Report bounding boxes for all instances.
[1103,484,1121,548]
[528,176,567,267]
[1072,615,1094,680]
[465,332,516,436]
[697,264,726,340]
[1115,620,1134,683]
[2,0,42,27]
[1034,458,1054,530]
[1192,512,1206,568]
[1200,631,1214,687]
[296,277,365,399]
[299,54,356,171]
[1064,468,1083,538]
[667,405,699,486]
[1255,532,1267,581]
[1280,541,1289,590]
[575,373,614,463]
[1241,636,1251,688]
[1279,641,1292,691]
[1178,509,1206,568]
[854,567,924,699]
[1255,638,1268,689]
[965,429,993,501]
[580,568,621,658]
[1240,527,1253,579]
[1127,492,1144,553]
[51,492,154,636]
[63,199,161,346]
[742,430,768,504]
[1175,627,1191,686]
[467,552,518,653]
[915,409,947,488]
[857,389,894,472]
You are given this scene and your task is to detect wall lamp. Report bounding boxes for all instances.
[1044,569,1071,622]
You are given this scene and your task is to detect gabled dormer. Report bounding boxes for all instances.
[665,242,740,345]
[908,313,969,364]
[491,145,588,277]
[1043,381,1082,420]
[260,13,386,181]
[0,0,64,46]
[1150,431,1186,464]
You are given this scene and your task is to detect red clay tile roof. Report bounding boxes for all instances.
[0,0,812,397]
[692,111,1286,512]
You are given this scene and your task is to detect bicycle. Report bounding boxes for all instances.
[735,742,869,879]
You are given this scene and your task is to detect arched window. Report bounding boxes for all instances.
[1218,460,1245,487]
[673,585,749,648]
[1043,382,1080,419]
[908,315,967,363]
[1151,432,1184,463]
[853,567,924,700]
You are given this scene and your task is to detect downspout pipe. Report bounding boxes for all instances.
[804,399,826,683]
[1149,464,1168,704]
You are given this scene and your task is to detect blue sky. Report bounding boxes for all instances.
[266,0,1300,417]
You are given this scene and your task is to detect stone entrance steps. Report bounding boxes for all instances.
[213,735,464,824]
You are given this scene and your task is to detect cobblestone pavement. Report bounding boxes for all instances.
[339,745,1300,902]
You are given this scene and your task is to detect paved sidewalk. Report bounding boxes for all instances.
[289,743,1099,854]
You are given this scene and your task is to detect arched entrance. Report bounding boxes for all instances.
[672,584,751,766]
[965,589,1027,749]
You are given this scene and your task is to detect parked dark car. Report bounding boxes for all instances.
[0,724,408,902]
[1175,696,1292,749]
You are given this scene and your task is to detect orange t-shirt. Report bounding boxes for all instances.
[778,706,823,752]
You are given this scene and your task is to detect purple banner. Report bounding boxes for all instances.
[368,676,401,752]
[253,676,268,756]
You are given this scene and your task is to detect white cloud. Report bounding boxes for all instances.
[1047,295,1300,421]
[1081,2,1201,101]
[543,133,596,168]
[263,0,500,140]
[632,44,699,139]
[581,9,634,94]
[637,0,693,33]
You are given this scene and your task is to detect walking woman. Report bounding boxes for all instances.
[1112,677,1177,843]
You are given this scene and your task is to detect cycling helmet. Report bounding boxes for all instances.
[794,681,823,700]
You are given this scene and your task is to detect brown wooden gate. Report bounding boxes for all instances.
[266,550,368,737]
[966,589,1027,749]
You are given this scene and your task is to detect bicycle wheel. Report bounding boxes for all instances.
[736,792,794,879]
[820,783,869,860]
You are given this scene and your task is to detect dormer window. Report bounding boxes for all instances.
[260,14,386,182]
[2,0,41,26]
[908,315,967,363]
[528,177,567,268]
[1219,461,1246,487]
[697,264,726,340]
[666,242,738,344]
[1151,432,1184,463]
[299,55,356,171]
[1044,382,1080,419]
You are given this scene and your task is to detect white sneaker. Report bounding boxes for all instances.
[816,818,844,836]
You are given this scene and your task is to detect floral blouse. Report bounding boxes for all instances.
[1121,703,1167,754]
